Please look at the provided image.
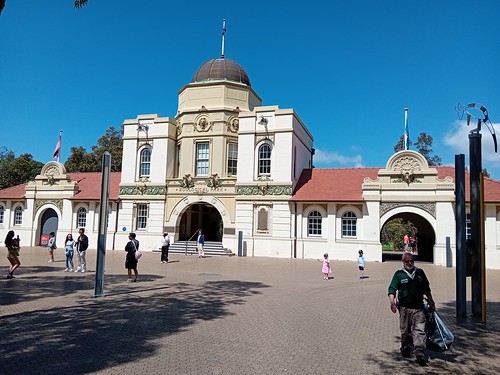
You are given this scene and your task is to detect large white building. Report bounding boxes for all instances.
[2,56,500,268]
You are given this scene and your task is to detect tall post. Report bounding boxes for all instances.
[455,154,467,319]
[94,152,111,297]
[469,132,483,318]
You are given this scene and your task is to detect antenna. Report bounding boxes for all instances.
[221,19,226,58]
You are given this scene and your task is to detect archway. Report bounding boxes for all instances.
[381,212,435,262]
[39,208,59,245]
[178,203,223,242]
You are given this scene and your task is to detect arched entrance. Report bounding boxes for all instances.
[178,203,223,242]
[381,212,435,262]
[39,208,58,245]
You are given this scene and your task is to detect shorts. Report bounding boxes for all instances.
[7,253,20,263]
[358,266,364,271]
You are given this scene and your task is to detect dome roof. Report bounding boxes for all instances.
[191,58,251,87]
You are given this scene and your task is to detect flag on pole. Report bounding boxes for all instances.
[404,108,409,150]
[53,131,62,160]
[222,19,226,36]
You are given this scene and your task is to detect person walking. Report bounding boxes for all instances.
[5,230,20,279]
[160,232,170,263]
[357,249,366,279]
[318,252,331,280]
[196,229,205,258]
[388,252,436,365]
[64,233,75,272]
[403,234,410,250]
[47,231,56,262]
[75,228,89,272]
[125,232,139,282]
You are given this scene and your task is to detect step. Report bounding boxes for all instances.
[154,241,234,256]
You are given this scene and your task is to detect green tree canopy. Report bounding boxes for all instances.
[0,148,44,190]
[394,132,442,166]
[65,126,123,172]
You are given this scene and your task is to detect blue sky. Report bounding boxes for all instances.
[1,1,500,178]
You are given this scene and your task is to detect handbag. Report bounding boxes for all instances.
[132,240,142,260]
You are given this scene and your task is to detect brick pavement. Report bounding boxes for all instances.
[1,247,500,375]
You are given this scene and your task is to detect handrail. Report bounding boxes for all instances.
[185,231,199,255]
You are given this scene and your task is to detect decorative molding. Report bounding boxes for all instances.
[176,123,182,136]
[194,116,212,132]
[207,173,221,189]
[256,135,274,144]
[119,186,166,196]
[236,185,292,196]
[380,202,436,218]
[392,156,422,184]
[35,199,63,212]
[179,174,195,188]
[227,117,239,133]
[392,177,421,184]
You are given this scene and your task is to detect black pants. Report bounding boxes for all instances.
[161,246,169,262]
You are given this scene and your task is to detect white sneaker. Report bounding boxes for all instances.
[64,268,69,272]
[69,269,73,272]
[75,268,81,272]
[48,259,54,263]
[81,270,86,273]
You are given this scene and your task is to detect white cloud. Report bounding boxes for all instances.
[444,120,500,166]
[314,148,364,167]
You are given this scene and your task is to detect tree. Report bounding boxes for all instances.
[74,0,88,8]
[394,135,412,153]
[65,126,123,173]
[393,132,442,166]
[381,218,418,250]
[0,150,44,190]
[0,1,86,15]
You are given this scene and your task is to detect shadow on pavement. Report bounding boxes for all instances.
[365,301,500,374]
[0,275,269,374]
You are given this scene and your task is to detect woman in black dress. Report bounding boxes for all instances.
[125,232,139,282]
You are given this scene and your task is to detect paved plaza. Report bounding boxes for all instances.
[1,247,500,375]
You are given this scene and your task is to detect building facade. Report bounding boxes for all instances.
[2,56,500,269]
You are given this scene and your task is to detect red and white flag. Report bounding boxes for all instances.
[53,131,62,160]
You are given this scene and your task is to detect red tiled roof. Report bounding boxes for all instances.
[293,168,379,201]
[0,184,27,200]
[292,167,500,203]
[0,172,121,201]
[68,172,121,200]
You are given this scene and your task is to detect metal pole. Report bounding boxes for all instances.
[94,152,111,297]
[455,154,467,319]
[238,230,243,257]
[469,132,483,318]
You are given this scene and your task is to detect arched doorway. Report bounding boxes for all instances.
[381,212,435,262]
[39,208,58,245]
[178,203,223,242]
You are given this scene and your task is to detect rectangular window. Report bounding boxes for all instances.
[77,208,87,228]
[227,143,238,176]
[0,206,4,224]
[196,142,209,176]
[14,207,23,225]
[136,204,148,230]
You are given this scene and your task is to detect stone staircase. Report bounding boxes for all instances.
[153,241,234,256]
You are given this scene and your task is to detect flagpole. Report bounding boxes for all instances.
[56,130,62,163]
[404,108,409,150]
[221,19,226,58]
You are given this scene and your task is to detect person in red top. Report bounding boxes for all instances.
[403,234,410,250]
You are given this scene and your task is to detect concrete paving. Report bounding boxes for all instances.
[1,247,500,375]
